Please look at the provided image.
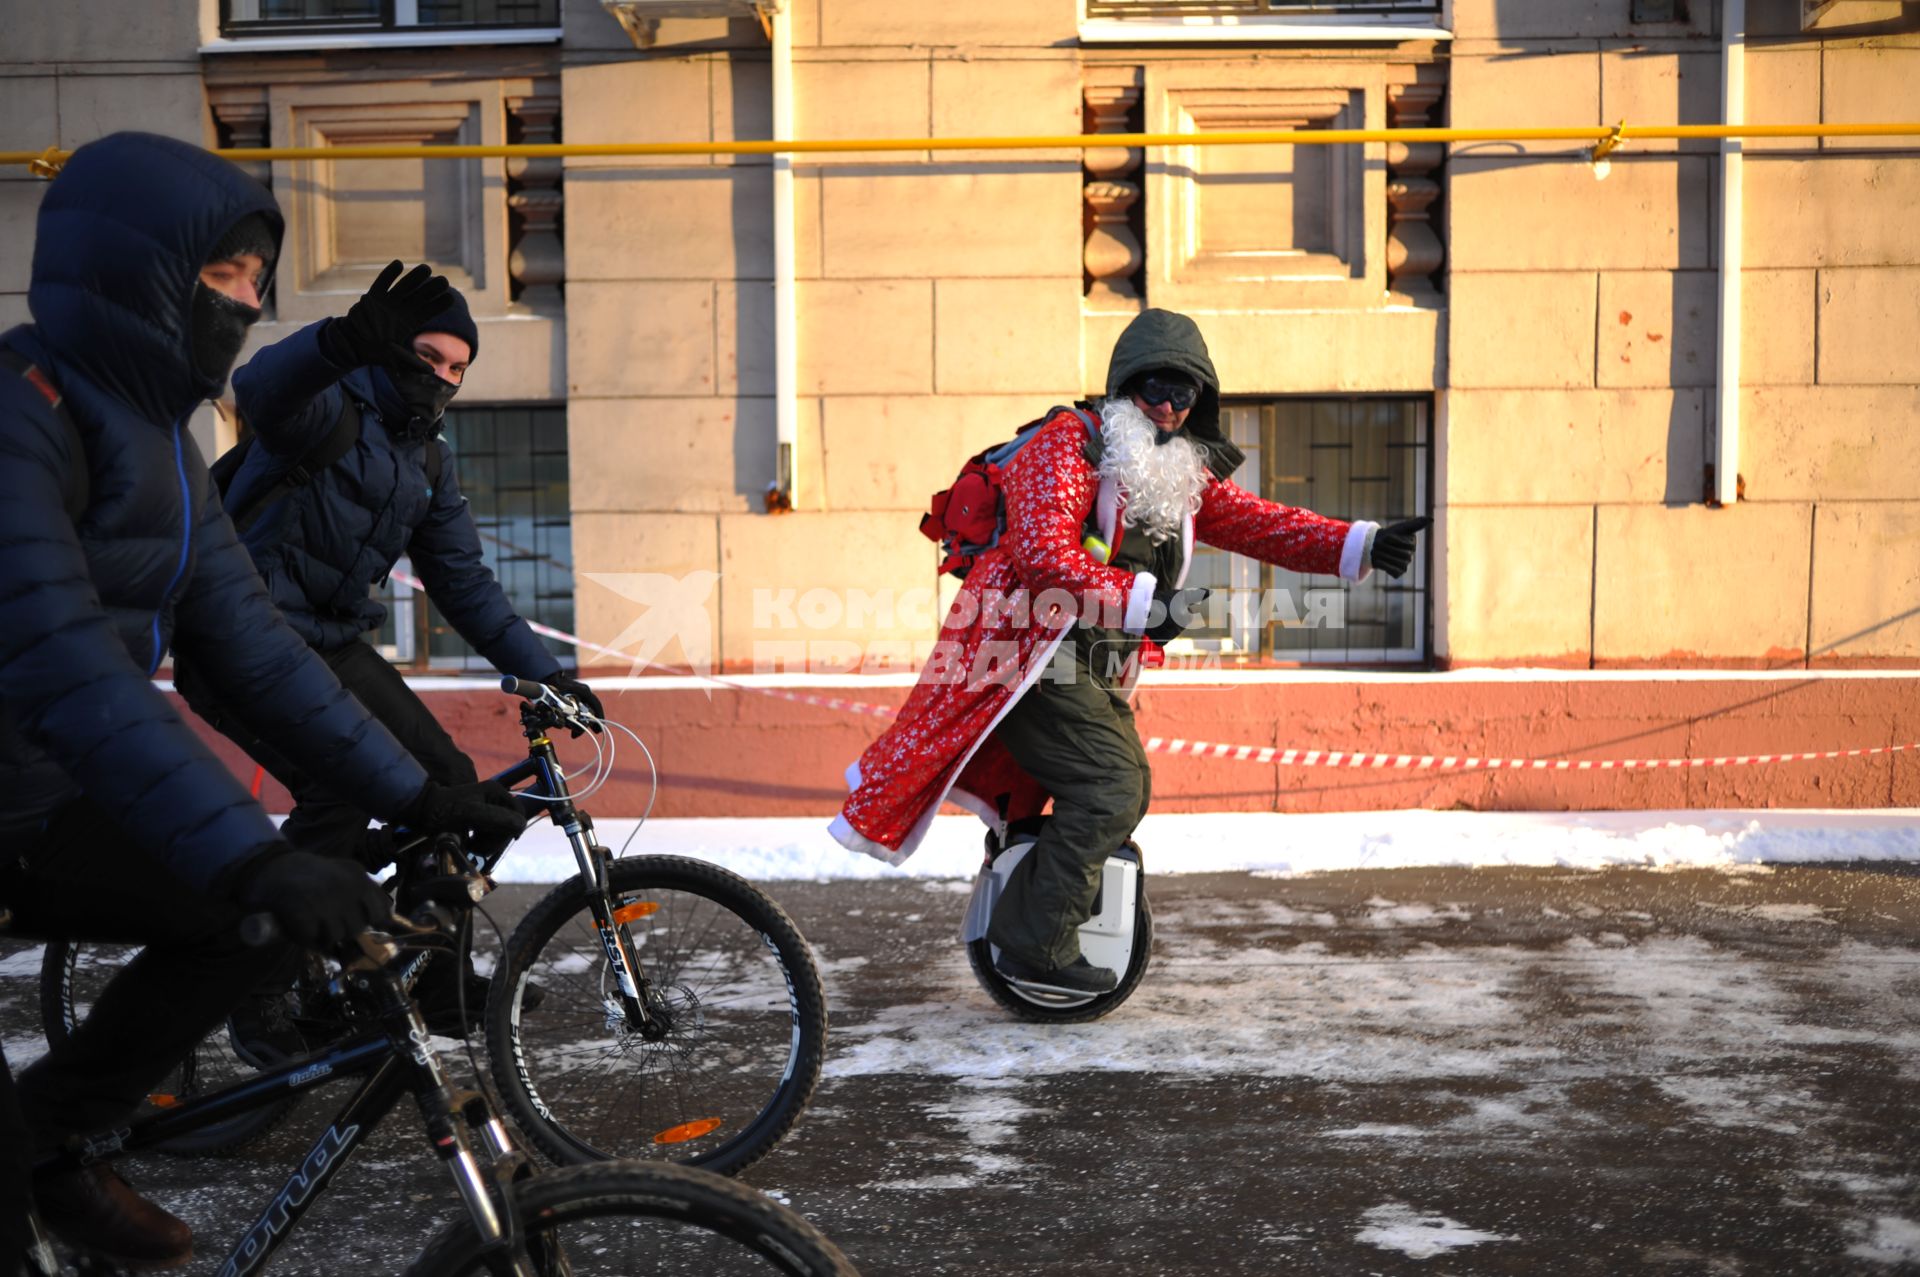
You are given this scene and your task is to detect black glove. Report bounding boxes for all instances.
[319,260,453,372]
[546,674,605,731]
[1369,517,1430,579]
[403,779,528,844]
[229,846,391,951]
[1146,586,1212,647]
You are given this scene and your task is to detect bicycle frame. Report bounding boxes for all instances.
[33,951,530,1277]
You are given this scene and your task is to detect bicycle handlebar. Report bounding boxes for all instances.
[500,675,553,701]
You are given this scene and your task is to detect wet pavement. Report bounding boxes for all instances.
[7,861,1920,1274]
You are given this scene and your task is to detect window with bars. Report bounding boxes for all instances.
[222,0,559,34]
[373,403,576,672]
[1178,397,1431,665]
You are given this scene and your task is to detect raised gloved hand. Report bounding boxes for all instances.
[319,260,453,372]
[1146,586,1212,647]
[403,779,527,844]
[228,845,391,950]
[545,674,605,733]
[1369,517,1430,579]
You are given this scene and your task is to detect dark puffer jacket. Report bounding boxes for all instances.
[0,132,430,891]
[226,324,556,677]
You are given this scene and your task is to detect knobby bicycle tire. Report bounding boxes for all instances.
[486,856,827,1175]
[37,940,297,1156]
[403,1157,859,1276]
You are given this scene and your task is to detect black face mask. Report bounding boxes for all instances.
[387,360,460,427]
[190,283,262,388]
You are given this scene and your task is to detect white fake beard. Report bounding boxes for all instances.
[1098,395,1211,545]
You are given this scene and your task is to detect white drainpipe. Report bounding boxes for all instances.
[1713,0,1746,506]
[770,3,799,506]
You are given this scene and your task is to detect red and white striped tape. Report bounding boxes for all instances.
[402,573,1915,772]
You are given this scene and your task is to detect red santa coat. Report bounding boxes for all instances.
[828,406,1376,865]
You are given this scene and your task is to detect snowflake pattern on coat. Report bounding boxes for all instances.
[829,406,1370,865]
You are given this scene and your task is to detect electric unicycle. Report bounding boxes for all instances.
[962,824,1153,1023]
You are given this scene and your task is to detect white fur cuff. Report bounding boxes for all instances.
[1340,521,1379,582]
[1124,571,1158,634]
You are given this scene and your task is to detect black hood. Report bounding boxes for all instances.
[28,131,283,424]
[1103,307,1244,480]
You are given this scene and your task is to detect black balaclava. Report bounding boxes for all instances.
[382,287,478,434]
[190,211,278,388]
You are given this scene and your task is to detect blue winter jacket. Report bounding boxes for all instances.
[226,325,557,679]
[0,132,431,891]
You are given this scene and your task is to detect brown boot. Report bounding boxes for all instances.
[33,1164,192,1269]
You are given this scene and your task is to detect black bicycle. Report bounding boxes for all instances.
[17,888,857,1277]
[40,679,829,1175]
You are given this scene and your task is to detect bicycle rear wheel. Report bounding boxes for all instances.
[486,856,826,1175]
[37,940,296,1156]
[403,1162,859,1277]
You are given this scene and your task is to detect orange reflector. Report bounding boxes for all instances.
[612,901,660,925]
[652,1118,724,1145]
[147,1094,180,1108]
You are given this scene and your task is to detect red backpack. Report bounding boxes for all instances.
[919,405,1099,579]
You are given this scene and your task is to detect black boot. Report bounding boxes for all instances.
[992,950,1118,995]
[33,1164,192,1269]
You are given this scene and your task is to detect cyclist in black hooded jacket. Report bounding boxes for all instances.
[0,132,523,1271]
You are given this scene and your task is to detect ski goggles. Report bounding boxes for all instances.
[1135,375,1200,412]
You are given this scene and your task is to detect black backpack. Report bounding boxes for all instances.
[210,392,442,534]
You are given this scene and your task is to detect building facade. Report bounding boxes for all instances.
[3,0,1916,814]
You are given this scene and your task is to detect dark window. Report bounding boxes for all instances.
[222,0,559,34]
[374,404,575,672]
[1179,397,1431,665]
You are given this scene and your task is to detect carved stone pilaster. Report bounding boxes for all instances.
[1386,83,1444,303]
[1083,84,1143,305]
[506,88,564,311]
[208,85,271,190]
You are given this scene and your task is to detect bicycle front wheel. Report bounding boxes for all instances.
[404,1162,858,1277]
[486,856,827,1175]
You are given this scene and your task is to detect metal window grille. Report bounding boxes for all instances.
[374,404,575,672]
[1179,397,1431,665]
[223,0,558,33]
[1085,1,1442,17]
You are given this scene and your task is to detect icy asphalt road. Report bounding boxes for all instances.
[7,862,1920,1275]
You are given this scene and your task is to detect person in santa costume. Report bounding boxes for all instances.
[830,308,1427,995]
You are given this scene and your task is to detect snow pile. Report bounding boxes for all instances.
[487,808,1920,884]
[1354,1203,1514,1258]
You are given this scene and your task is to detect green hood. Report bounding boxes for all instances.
[1102,308,1245,480]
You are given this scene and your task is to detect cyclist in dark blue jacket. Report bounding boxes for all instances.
[0,132,523,1270]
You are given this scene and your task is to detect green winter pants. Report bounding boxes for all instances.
[985,650,1152,969]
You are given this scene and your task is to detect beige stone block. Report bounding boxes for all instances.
[0,78,56,159]
[1453,0,1710,39]
[1447,388,1706,505]
[567,281,715,398]
[1745,156,1920,268]
[571,512,721,672]
[57,74,205,149]
[1600,51,1719,154]
[716,280,775,397]
[1742,50,1823,153]
[1083,307,1445,397]
[821,170,1082,279]
[718,512,939,666]
[1449,271,1597,390]
[820,0,1077,48]
[1443,505,1594,664]
[1448,45,1599,157]
[0,182,43,295]
[1817,267,1920,384]
[461,316,565,403]
[821,393,1050,511]
[563,60,712,170]
[1810,502,1920,659]
[1741,269,1817,385]
[570,397,771,514]
[0,294,27,329]
[934,278,1079,394]
[1450,155,1713,272]
[1823,49,1920,151]
[1593,504,1812,661]
[930,56,1080,161]
[794,59,930,163]
[1597,270,1716,389]
[797,279,932,394]
[1742,385,1920,501]
[12,1,204,62]
[567,167,819,281]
